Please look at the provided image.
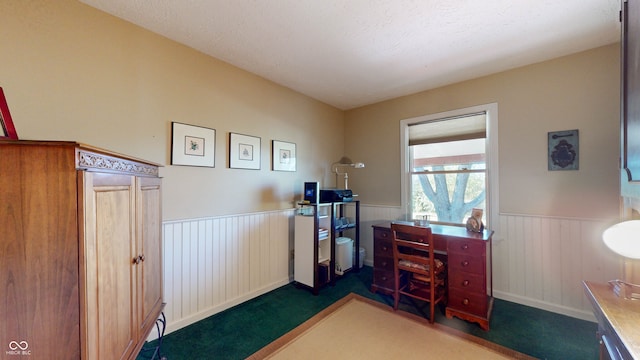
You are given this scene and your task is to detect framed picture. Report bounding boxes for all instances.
[0,87,18,140]
[230,132,261,169]
[272,140,296,172]
[548,129,579,171]
[171,122,216,167]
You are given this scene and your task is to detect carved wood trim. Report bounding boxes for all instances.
[77,149,159,177]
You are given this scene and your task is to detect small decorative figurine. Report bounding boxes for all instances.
[466,208,484,233]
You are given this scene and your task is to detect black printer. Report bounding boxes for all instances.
[319,189,353,203]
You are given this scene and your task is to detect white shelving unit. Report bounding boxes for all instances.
[294,201,360,295]
[294,203,332,293]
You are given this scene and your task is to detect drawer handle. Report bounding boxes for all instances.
[381,232,388,238]
[461,244,469,250]
[382,276,387,281]
[462,298,470,306]
[381,261,387,267]
[463,280,470,286]
[382,246,388,251]
[461,260,469,267]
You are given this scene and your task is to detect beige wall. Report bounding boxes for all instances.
[0,0,344,220]
[1,0,622,223]
[345,44,621,221]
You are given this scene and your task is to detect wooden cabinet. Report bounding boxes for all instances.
[294,201,360,294]
[584,281,640,360]
[622,0,640,181]
[0,140,163,359]
[371,223,493,330]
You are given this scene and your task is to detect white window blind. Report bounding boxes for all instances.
[408,112,486,145]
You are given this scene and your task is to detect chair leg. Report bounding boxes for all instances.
[429,290,435,323]
[429,303,435,324]
[393,285,399,310]
[393,273,399,310]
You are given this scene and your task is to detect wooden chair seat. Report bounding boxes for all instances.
[398,258,444,272]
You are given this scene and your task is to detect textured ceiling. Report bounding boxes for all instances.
[80,0,621,110]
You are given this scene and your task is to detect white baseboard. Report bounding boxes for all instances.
[493,290,596,323]
[146,278,291,341]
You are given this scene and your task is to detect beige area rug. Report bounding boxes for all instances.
[247,293,537,360]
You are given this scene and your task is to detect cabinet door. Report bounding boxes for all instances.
[136,176,163,337]
[81,172,137,360]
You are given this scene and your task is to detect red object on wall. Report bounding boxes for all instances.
[0,87,18,140]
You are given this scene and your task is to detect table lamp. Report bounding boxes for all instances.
[332,158,365,189]
[602,220,640,299]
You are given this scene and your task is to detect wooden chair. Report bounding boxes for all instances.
[391,223,446,323]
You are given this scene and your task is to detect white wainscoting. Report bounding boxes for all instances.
[494,213,619,321]
[160,209,295,337]
[357,204,404,268]
[158,205,620,338]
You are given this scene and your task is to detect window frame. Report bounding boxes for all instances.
[400,103,499,228]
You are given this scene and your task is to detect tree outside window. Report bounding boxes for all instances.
[409,136,486,225]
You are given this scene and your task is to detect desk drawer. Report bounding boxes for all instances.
[373,269,395,290]
[374,239,393,259]
[374,254,394,272]
[375,248,393,261]
[448,253,485,275]
[448,271,485,293]
[447,238,486,256]
[448,288,488,316]
[374,227,391,241]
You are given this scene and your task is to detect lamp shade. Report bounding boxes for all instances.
[602,220,640,259]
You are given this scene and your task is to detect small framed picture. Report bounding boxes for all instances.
[230,132,261,170]
[272,140,296,172]
[548,129,579,171]
[171,122,216,167]
[0,87,18,140]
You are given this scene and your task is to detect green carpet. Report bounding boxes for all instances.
[137,266,598,360]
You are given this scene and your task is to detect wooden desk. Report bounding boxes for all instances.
[583,281,640,360]
[371,222,493,330]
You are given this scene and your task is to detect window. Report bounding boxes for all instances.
[411,137,486,224]
[400,104,498,227]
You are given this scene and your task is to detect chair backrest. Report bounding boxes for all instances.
[390,223,435,275]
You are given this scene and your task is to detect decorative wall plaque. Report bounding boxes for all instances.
[548,129,579,171]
